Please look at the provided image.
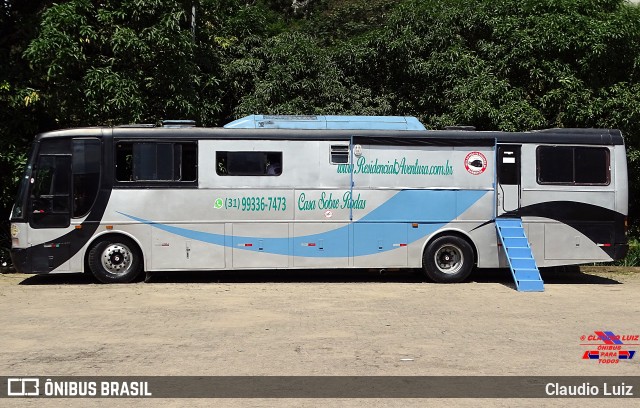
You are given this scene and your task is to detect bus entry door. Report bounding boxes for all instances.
[28,153,72,272]
[496,145,521,216]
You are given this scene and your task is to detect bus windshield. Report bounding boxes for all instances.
[10,160,33,221]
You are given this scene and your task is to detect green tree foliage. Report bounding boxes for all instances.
[23,0,211,126]
[230,31,394,116]
[196,0,290,122]
[329,0,640,132]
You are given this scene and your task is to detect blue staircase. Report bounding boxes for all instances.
[495,218,544,292]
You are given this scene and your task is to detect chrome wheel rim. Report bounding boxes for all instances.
[434,244,463,274]
[101,243,133,276]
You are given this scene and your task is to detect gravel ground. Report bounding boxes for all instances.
[1,266,638,407]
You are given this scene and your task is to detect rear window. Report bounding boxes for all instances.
[537,146,609,185]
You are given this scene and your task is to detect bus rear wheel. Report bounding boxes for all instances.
[422,235,474,283]
[88,237,143,283]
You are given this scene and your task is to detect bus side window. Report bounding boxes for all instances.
[115,141,197,184]
[537,146,609,185]
[217,152,282,176]
[575,147,609,184]
[266,153,282,175]
[133,143,173,180]
[116,143,134,181]
[181,143,198,181]
[537,146,573,184]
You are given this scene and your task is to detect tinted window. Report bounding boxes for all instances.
[181,143,198,181]
[216,152,282,176]
[115,142,133,181]
[538,146,573,183]
[537,146,609,185]
[575,148,609,184]
[31,154,71,228]
[133,143,174,181]
[72,139,101,217]
[116,141,197,184]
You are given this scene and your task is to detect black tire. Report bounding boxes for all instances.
[422,235,474,283]
[88,237,143,283]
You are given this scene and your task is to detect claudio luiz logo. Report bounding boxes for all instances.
[580,331,638,364]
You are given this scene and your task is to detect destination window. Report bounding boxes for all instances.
[115,141,197,184]
[537,146,609,185]
[216,151,282,176]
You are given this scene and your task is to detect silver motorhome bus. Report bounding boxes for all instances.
[9,115,628,290]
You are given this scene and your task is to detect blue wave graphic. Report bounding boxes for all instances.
[118,190,487,258]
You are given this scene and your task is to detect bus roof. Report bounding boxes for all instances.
[223,115,427,131]
[32,121,625,146]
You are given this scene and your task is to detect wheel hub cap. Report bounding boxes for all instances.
[435,245,463,274]
[101,244,133,275]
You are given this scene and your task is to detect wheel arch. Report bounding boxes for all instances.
[421,228,478,266]
[83,231,145,274]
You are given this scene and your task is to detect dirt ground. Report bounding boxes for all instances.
[0,266,639,407]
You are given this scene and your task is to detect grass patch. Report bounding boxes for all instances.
[614,239,640,267]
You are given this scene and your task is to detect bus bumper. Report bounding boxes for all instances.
[606,243,628,261]
[10,248,34,274]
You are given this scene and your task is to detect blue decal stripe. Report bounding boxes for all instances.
[117,190,488,258]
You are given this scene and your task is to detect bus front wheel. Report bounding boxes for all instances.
[88,237,143,283]
[422,235,474,283]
